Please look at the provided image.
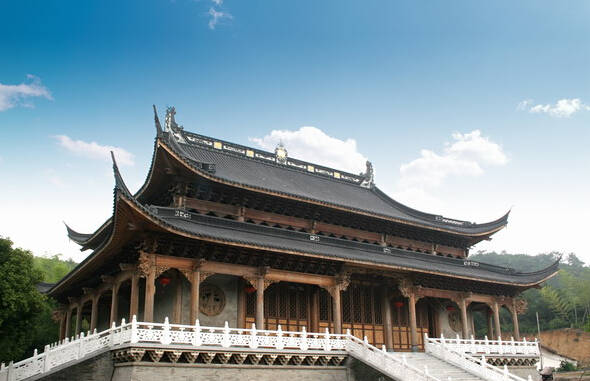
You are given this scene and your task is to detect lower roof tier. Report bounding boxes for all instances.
[146,204,558,287]
[52,158,558,299]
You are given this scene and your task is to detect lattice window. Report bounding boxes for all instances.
[352,286,362,322]
[247,283,309,331]
[342,291,352,323]
[363,287,373,323]
[246,292,256,316]
[319,288,332,321]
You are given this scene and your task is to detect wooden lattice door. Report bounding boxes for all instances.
[390,297,431,351]
[245,282,309,331]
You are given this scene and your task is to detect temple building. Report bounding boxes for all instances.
[53,106,558,355]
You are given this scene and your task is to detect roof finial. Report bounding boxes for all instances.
[360,160,374,188]
[153,105,163,137]
[165,106,177,132]
[274,141,288,165]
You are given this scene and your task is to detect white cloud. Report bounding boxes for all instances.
[208,7,232,29]
[54,135,135,166]
[398,130,508,190]
[44,169,66,187]
[250,126,368,174]
[0,75,53,111]
[518,98,590,118]
[211,0,223,5]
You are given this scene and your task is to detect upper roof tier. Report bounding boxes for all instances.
[66,106,509,250]
[160,106,509,236]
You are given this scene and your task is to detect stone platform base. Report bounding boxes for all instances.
[114,363,353,381]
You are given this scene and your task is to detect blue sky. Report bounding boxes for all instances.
[0,0,589,262]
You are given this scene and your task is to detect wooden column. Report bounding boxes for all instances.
[110,284,119,325]
[64,308,72,338]
[144,268,156,322]
[58,313,65,340]
[190,270,201,323]
[255,277,265,329]
[173,275,183,324]
[382,290,393,350]
[237,278,245,328]
[459,298,469,339]
[487,308,494,338]
[310,287,320,333]
[129,273,139,319]
[331,286,342,334]
[511,306,520,340]
[90,296,98,331]
[75,305,82,335]
[492,302,502,339]
[408,293,419,352]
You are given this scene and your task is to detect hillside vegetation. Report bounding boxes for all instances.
[470,251,590,335]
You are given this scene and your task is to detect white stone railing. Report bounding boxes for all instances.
[426,334,540,356]
[425,334,533,381]
[0,317,440,381]
[345,334,441,381]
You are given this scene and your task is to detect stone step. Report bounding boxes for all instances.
[389,352,486,381]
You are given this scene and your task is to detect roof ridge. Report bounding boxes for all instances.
[178,129,369,187]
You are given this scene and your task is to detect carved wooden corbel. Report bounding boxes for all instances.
[242,276,257,288]
[514,298,528,315]
[200,272,215,283]
[154,265,170,278]
[137,252,154,278]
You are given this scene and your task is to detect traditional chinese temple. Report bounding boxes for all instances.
[51,106,558,357]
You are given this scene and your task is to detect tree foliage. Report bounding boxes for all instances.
[0,237,49,363]
[471,251,590,334]
[33,255,77,283]
[0,237,78,364]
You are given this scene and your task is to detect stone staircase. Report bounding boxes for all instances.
[395,352,485,381]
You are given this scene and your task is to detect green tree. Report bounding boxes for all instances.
[0,237,49,363]
[33,254,77,283]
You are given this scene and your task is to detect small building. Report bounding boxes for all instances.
[53,106,557,355]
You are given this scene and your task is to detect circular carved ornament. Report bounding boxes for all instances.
[448,310,462,333]
[199,284,225,316]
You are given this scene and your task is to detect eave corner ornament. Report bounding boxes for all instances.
[275,142,288,165]
[165,106,186,143]
[360,160,374,188]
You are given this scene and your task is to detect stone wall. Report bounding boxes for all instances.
[36,351,113,381]
[436,304,465,338]
[150,274,238,327]
[112,364,354,381]
[196,275,238,328]
[539,329,590,366]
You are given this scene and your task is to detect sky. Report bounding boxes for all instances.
[0,0,589,263]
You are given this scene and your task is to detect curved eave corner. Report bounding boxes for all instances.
[64,222,94,245]
[372,185,511,237]
[49,153,134,298]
